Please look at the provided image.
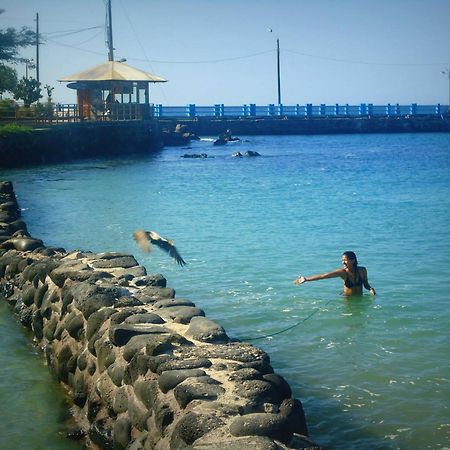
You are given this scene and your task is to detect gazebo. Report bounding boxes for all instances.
[59,61,167,121]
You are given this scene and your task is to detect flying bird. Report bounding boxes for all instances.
[132,229,186,266]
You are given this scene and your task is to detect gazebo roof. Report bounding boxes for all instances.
[59,61,167,83]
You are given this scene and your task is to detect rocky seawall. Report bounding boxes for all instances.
[158,114,450,136]
[0,180,322,450]
[0,121,163,169]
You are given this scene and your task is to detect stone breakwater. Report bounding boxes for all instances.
[0,181,322,450]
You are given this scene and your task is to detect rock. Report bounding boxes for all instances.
[69,282,122,319]
[124,312,166,325]
[229,399,308,443]
[153,298,195,309]
[174,378,225,408]
[135,286,175,302]
[89,418,114,450]
[133,274,166,287]
[49,262,92,287]
[1,237,43,251]
[170,412,225,449]
[156,357,212,375]
[90,255,139,269]
[158,368,206,393]
[186,316,229,343]
[110,323,170,347]
[113,417,132,450]
[86,307,115,340]
[133,379,159,410]
[157,305,205,324]
[188,436,278,450]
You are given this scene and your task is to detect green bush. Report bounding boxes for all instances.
[0,99,18,118]
[0,123,33,135]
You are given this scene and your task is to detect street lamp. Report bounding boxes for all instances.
[25,58,35,78]
[268,28,282,105]
[441,69,450,112]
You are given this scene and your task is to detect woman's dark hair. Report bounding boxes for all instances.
[342,251,358,266]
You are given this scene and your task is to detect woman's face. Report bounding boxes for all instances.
[342,255,355,269]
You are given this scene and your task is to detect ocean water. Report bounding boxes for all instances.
[1,132,449,450]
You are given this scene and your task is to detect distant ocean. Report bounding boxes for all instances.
[1,132,449,450]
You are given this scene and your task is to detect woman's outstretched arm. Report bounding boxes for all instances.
[293,269,344,285]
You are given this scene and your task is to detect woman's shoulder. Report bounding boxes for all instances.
[358,266,368,274]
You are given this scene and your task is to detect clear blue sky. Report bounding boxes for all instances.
[2,0,450,106]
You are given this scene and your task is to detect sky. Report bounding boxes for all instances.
[1,0,450,106]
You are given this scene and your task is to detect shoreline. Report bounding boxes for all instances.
[1,115,449,169]
[0,180,323,449]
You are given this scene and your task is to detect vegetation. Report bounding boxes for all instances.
[0,9,38,99]
[0,122,32,135]
[13,77,42,107]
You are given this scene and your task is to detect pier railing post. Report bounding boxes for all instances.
[320,104,326,116]
[359,103,367,116]
[214,104,222,117]
[306,103,312,117]
[410,103,417,115]
[277,104,284,116]
[249,104,256,116]
[188,104,196,117]
[268,104,275,116]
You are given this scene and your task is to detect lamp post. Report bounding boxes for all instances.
[268,28,282,105]
[25,58,35,78]
[441,69,450,112]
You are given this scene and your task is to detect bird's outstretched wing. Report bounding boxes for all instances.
[133,229,186,266]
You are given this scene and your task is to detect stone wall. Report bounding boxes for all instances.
[158,115,450,137]
[0,180,322,450]
[0,121,163,169]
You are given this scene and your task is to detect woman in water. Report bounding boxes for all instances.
[293,251,376,296]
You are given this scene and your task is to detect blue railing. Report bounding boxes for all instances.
[152,103,447,118]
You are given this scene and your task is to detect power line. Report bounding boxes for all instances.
[45,38,105,56]
[284,48,450,67]
[126,50,275,65]
[43,25,103,37]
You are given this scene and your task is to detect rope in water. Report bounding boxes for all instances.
[238,298,335,341]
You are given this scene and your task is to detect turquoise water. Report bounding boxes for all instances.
[1,133,450,449]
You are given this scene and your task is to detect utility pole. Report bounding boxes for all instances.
[268,28,282,105]
[107,0,114,61]
[35,12,40,82]
[276,38,281,105]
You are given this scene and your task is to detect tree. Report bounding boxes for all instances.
[0,12,36,64]
[0,9,37,95]
[13,77,42,107]
[0,64,17,97]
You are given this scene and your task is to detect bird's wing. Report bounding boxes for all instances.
[147,230,186,266]
[133,229,152,252]
[133,230,186,266]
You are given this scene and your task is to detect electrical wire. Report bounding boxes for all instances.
[284,48,450,67]
[126,50,275,65]
[43,25,103,38]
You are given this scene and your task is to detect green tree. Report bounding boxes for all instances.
[14,77,42,107]
[0,64,17,97]
[0,9,37,95]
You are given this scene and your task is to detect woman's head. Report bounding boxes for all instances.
[342,251,358,267]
